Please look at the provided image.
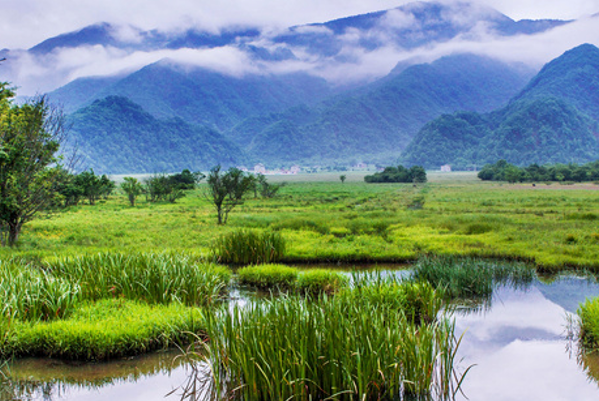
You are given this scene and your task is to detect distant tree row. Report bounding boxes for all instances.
[478,160,599,183]
[54,169,115,207]
[364,165,427,183]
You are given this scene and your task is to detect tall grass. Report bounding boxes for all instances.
[296,269,349,296]
[1,299,205,360]
[213,229,286,265]
[237,264,298,291]
[0,260,80,321]
[48,252,231,306]
[412,256,534,299]
[197,283,468,401]
[579,296,599,349]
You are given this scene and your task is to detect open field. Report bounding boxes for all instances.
[2,172,598,270]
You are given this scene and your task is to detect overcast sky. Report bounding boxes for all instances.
[2,0,598,49]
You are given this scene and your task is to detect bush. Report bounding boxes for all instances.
[214,230,286,265]
[237,264,298,291]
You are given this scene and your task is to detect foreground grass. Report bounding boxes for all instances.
[2,173,598,271]
[579,297,599,350]
[196,282,466,401]
[0,299,204,360]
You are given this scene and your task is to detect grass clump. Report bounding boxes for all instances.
[49,252,230,306]
[0,299,205,360]
[198,283,467,401]
[0,260,80,321]
[214,229,286,265]
[412,256,534,299]
[579,297,599,349]
[236,264,298,291]
[296,269,349,295]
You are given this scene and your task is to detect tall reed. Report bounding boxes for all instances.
[197,283,467,401]
[412,256,534,299]
[213,229,286,265]
[0,260,80,321]
[48,252,230,306]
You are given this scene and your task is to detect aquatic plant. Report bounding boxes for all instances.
[0,260,80,321]
[49,252,230,306]
[213,229,286,265]
[296,269,349,295]
[412,256,534,299]
[579,296,599,349]
[196,283,468,401]
[236,264,298,291]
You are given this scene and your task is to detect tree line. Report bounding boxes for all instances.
[364,165,427,183]
[478,160,599,183]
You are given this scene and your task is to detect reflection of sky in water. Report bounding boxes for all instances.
[4,276,599,401]
[455,279,599,401]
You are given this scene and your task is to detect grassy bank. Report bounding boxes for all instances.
[1,173,598,271]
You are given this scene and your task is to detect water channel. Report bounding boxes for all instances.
[2,272,599,401]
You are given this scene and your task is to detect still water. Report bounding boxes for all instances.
[2,275,599,401]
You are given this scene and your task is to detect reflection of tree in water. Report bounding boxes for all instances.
[580,351,599,385]
[0,349,185,400]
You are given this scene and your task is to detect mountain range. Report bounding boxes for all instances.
[2,1,597,173]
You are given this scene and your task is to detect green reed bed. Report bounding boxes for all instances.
[579,296,599,350]
[0,260,80,322]
[0,299,204,360]
[296,269,349,296]
[49,252,231,306]
[236,264,298,291]
[412,256,535,299]
[214,229,286,265]
[198,283,468,401]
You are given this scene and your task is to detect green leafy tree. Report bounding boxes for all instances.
[0,84,67,246]
[121,177,144,206]
[206,165,252,224]
[340,174,346,184]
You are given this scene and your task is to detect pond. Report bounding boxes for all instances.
[2,273,599,400]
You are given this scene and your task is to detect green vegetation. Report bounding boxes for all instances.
[412,256,534,299]
[478,160,599,183]
[0,299,204,360]
[198,282,466,401]
[401,44,599,169]
[213,230,286,265]
[365,164,427,183]
[236,264,298,291]
[0,84,66,246]
[579,297,599,350]
[296,269,349,295]
[50,252,231,306]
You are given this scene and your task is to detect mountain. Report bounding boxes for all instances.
[400,44,599,169]
[49,62,335,130]
[228,54,533,165]
[68,96,246,174]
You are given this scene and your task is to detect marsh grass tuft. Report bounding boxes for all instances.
[236,264,298,291]
[214,229,286,265]
[412,256,534,299]
[197,282,467,401]
[48,252,231,306]
[579,296,599,350]
[296,269,349,296]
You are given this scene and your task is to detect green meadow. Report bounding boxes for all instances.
[3,172,598,271]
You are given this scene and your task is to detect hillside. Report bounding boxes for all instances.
[229,54,533,165]
[69,96,246,174]
[401,44,599,169]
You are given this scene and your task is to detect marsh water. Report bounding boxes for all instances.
[3,272,599,401]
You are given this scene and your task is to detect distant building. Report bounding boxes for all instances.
[253,163,266,174]
[440,164,452,172]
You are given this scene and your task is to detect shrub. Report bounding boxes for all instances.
[214,230,286,265]
[236,264,298,291]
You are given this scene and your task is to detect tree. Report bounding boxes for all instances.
[0,84,68,246]
[340,174,346,184]
[121,177,144,206]
[206,165,252,224]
